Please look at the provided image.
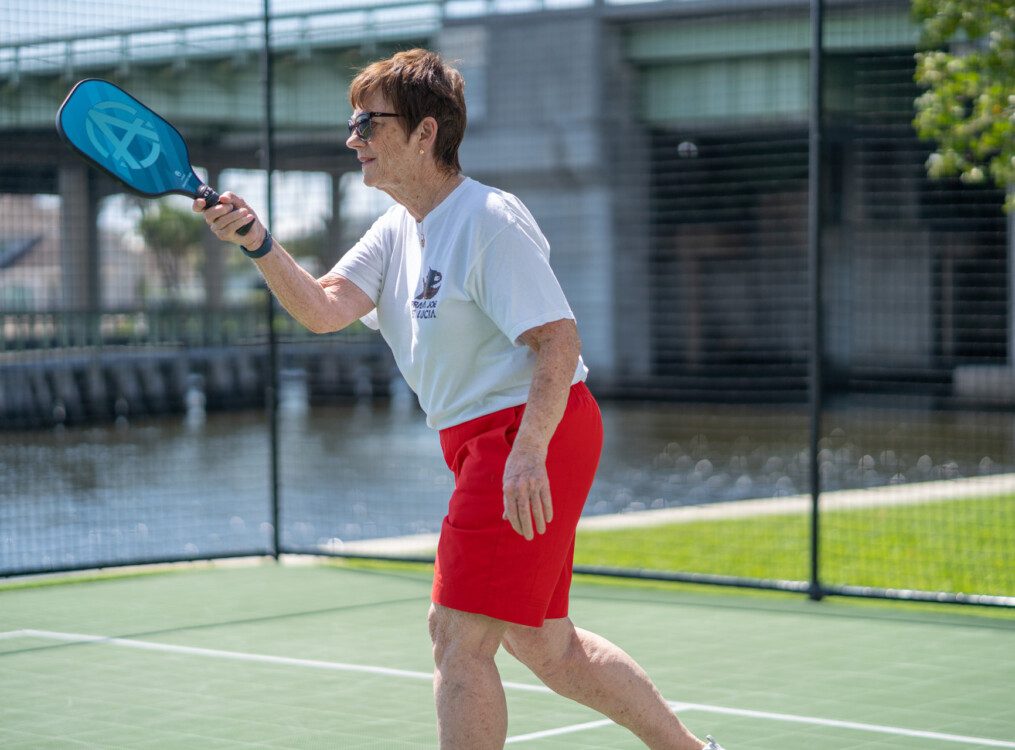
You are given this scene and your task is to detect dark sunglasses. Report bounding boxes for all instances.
[347,111,400,141]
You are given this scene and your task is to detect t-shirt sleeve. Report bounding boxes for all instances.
[329,211,391,330]
[467,218,576,345]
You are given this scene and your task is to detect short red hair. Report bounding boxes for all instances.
[349,49,466,174]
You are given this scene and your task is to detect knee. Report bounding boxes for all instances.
[428,603,505,667]
[503,622,576,678]
[427,604,450,663]
[427,603,440,646]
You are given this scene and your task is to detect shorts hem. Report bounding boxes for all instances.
[432,590,566,628]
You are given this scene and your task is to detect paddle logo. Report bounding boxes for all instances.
[85,101,161,170]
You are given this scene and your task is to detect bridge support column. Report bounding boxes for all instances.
[446,15,653,388]
[203,167,225,309]
[58,163,100,312]
[326,170,344,269]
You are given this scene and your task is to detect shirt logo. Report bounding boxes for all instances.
[412,267,442,319]
[415,268,443,300]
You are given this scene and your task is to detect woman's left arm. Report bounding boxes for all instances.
[502,318,581,540]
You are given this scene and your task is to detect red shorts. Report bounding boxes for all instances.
[433,381,603,627]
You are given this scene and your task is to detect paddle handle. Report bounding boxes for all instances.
[197,185,252,237]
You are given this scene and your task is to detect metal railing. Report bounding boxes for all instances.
[0,2,442,81]
[1,307,272,351]
[0,0,644,82]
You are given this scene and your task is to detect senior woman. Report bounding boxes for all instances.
[195,49,724,750]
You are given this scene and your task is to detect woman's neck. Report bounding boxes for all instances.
[388,169,464,223]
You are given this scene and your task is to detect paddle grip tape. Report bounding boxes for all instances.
[198,185,252,237]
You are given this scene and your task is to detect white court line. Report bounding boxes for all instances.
[3,630,1013,748]
[504,704,694,745]
[671,702,1015,749]
[2,629,546,693]
[504,718,616,744]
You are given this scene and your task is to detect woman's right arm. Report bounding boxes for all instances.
[195,192,375,334]
[252,248,375,334]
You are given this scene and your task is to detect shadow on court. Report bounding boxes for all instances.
[1,561,1012,749]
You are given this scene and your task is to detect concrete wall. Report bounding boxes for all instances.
[440,12,651,385]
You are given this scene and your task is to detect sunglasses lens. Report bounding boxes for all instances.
[348,114,372,140]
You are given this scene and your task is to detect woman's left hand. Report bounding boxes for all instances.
[502,444,553,541]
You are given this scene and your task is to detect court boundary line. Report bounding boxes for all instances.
[2,629,1013,748]
[503,718,616,744]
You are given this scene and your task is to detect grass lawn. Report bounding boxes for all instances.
[574,495,1014,598]
[4,495,1009,618]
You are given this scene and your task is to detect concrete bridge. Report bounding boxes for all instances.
[0,2,450,171]
[0,1,445,324]
[4,0,969,404]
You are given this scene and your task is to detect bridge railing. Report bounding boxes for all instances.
[0,0,626,82]
[0,1,443,82]
[0,307,378,352]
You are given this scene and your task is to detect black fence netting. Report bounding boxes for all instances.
[0,0,1011,606]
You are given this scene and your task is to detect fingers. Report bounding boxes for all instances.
[502,459,553,542]
[540,485,553,526]
[194,192,258,244]
[530,490,547,536]
[218,208,257,237]
[503,495,534,541]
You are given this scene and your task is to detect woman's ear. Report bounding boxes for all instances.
[417,116,439,148]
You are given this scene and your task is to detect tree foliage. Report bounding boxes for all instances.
[136,201,205,298]
[912,0,1015,210]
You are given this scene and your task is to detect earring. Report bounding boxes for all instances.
[419,149,425,155]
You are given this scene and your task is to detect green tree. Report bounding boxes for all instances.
[136,201,205,298]
[912,0,1014,210]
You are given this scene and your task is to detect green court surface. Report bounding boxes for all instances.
[1,561,1013,749]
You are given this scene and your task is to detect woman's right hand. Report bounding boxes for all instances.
[193,191,263,250]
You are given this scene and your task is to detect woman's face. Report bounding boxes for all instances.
[346,91,415,192]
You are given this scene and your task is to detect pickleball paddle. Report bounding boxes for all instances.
[56,78,251,235]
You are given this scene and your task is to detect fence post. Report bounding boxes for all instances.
[261,0,281,561]
[807,0,825,602]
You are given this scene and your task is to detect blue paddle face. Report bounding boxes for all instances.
[57,79,203,199]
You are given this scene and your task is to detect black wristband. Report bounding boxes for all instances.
[241,230,273,259]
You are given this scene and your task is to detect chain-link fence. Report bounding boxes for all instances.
[1,0,1011,607]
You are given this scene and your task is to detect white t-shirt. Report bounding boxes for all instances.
[331,177,588,429]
